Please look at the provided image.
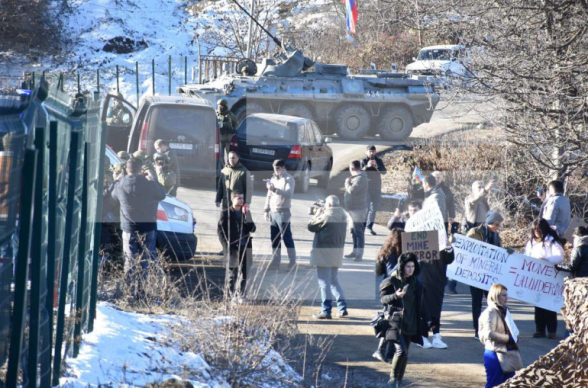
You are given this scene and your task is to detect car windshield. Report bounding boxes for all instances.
[417,49,452,61]
[239,117,298,144]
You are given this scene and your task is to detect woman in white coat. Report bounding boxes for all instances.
[523,219,564,339]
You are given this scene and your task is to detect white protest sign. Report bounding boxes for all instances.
[447,234,566,312]
[405,203,447,250]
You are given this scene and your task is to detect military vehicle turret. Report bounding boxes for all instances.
[177,2,439,141]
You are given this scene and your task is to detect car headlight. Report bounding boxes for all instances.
[161,202,189,222]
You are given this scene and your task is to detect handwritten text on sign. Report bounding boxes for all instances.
[447,234,565,312]
[405,204,447,250]
[401,230,439,262]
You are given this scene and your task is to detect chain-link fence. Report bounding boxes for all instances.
[0,74,107,388]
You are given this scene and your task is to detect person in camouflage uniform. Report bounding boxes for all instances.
[101,161,126,271]
[154,139,180,188]
[106,97,132,126]
[132,150,156,179]
[117,150,130,162]
[154,153,177,196]
[216,99,238,163]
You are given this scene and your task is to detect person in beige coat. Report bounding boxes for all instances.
[479,283,521,388]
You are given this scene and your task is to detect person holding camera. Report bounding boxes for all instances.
[464,180,493,232]
[379,253,424,388]
[308,195,349,319]
[153,153,177,196]
[344,160,369,262]
[362,145,386,236]
[387,200,422,231]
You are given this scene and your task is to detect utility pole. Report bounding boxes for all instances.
[246,0,255,59]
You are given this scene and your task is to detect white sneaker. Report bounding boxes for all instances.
[418,336,432,349]
[431,333,448,349]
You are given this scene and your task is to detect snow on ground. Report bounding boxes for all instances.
[60,302,302,387]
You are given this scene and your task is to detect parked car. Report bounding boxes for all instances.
[101,94,221,181]
[230,113,333,193]
[105,147,197,260]
[405,45,472,80]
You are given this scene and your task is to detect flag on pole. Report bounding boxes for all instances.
[342,0,358,34]
[412,166,423,184]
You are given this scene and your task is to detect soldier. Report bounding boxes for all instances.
[132,150,156,179]
[117,150,130,162]
[106,97,132,126]
[216,99,238,162]
[154,152,177,196]
[154,139,180,188]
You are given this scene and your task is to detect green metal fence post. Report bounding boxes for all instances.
[168,55,172,96]
[42,121,59,388]
[28,126,47,388]
[116,65,120,95]
[73,142,89,358]
[136,61,139,106]
[185,56,188,85]
[89,124,107,333]
[5,148,38,388]
[152,59,155,95]
[52,130,82,387]
[96,69,100,94]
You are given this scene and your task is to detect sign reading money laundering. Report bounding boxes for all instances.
[447,234,566,312]
[405,204,447,250]
[401,230,439,262]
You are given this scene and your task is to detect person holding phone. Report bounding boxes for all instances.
[361,145,386,235]
[379,253,424,387]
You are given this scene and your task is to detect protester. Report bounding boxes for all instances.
[379,253,424,388]
[418,239,455,349]
[467,211,509,339]
[216,151,253,209]
[556,226,588,278]
[344,160,369,262]
[464,180,493,231]
[154,139,180,189]
[523,219,564,339]
[479,283,522,388]
[386,201,422,231]
[112,157,165,289]
[308,195,349,319]
[422,174,447,222]
[217,191,256,296]
[376,228,403,278]
[264,159,297,271]
[216,99,238,162]
[361,145,386,236]
[538,180,571,237]
[432,171,457,232]
[153,152,177,196]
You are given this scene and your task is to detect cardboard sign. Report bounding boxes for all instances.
[447,234,566,312]
[562,216,588,242]
[402,230,439,262]
[405,203,447,250]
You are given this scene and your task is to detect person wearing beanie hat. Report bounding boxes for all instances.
[466,210,507,339]
[361,145,386,235]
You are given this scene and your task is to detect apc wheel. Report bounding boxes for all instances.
[297,163,310,193]
[317,159,332,189]
[233,101,264,122]
[336,105,371,140]
[377,106,414,141]
[280,102,313,120]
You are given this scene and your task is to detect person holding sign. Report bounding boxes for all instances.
[479,283,523,388]
[523,219,564,339]
[422,175,447,223]
[379,253,424,388]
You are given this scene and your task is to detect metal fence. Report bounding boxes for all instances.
[0,74,107,388]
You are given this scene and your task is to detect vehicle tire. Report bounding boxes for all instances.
[280,102,314,120]
[335,105,371,140]
[377,106,414,141]
[317,159,332,189]
[297,163,311,193]
[233,101,264,122]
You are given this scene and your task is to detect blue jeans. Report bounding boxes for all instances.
[484,350,515,388]
[123,230,157,277]
[366,191,381,230]
[270,210,296,265]
[316,266,347,315]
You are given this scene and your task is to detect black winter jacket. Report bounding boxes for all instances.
[556,239,588,278]
[112,174,166,233]
[217,207,256,268]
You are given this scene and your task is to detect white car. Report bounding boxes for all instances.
[105,147,197,260]
[405,45,471,79]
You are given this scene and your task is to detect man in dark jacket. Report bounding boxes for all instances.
[217,191,256,296]
[112,157,166,283]
[344,160,369,261]
[556,226,588,278]
[362,145,386,235]
[215,151,253,208]
[308,195,349,319]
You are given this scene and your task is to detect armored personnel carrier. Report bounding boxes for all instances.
[177,4,439,141]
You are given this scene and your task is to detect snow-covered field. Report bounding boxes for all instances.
[60,302,302,387]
